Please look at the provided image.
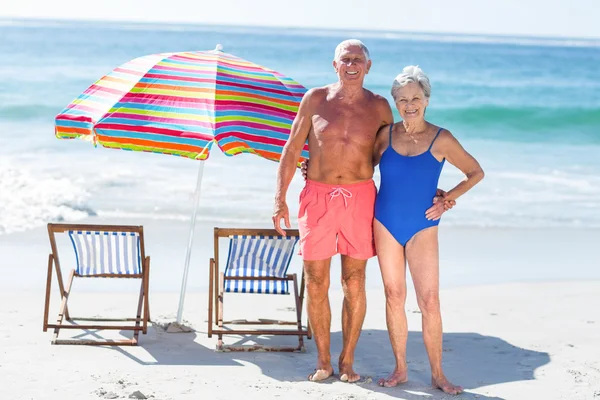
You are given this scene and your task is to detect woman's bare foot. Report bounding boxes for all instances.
[307,365,334,382]
[339,363,361,383]
[432,375,463,395]
[378,369,408,387]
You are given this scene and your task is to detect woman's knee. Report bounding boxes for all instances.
[384,284,407,305]
[417,291,441,315]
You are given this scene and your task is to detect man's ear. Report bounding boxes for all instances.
[365,59,372,74]
[332,59,338,72]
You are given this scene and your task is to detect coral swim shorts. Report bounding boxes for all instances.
[297,179,376,261]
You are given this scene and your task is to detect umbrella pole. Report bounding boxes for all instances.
[176,160,205,324]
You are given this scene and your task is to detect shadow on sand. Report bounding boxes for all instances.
[99,326,550,399]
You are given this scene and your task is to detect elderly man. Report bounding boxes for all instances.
[272,39,393,383]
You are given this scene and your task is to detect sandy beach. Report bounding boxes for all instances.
[1,284,599,399]
[1,219,599,399]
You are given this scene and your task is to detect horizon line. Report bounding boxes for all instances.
[2,16,600,45]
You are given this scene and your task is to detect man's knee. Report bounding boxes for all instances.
[306,276,329,296]
[341,269,366,298]
[417,290,440,316]
[305,262,330,298]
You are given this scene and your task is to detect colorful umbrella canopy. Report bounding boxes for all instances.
[55,46,309,162]
[54,46,309,326]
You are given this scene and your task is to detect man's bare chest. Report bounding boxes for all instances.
[311,105,380,139]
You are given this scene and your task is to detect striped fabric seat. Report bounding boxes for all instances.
[68,230,142,276]
[224,235,298,294]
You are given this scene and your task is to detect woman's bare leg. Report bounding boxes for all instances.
[374,220,409,387]
[406,227,462,395]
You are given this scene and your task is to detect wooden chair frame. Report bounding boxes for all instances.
[207,228,311,351]
[43,223,150,346]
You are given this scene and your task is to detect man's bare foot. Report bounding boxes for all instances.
[377,369,408,387]
[339,363,361,383]
[432,375,463,395]
[308,366,334,382]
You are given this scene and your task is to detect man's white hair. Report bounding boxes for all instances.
[334,39,371,62]
[391,65,432,99]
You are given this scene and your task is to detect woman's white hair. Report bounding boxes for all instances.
[334,39,370,62]
[391,65,431,100]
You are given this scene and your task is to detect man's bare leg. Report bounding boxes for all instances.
[406,227,463,395]
[338,255,367,383]
[304,259,334,381]
[374,220,409,387]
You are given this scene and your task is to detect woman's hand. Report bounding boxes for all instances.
[436,188,456,211]
[300,159,309,180]
[426,189,456,221]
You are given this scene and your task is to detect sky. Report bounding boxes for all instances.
[1,0,599,39]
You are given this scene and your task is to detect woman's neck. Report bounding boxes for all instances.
[402,119,428,134]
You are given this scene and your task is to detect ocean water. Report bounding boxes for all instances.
[1,19,600,235]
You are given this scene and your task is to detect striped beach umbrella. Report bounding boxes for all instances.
[54,46,308,326]
[55,46,308,162]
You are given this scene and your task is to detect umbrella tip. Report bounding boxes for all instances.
[215,44,223,51]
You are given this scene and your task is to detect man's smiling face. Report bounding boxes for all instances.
[333,44,371,84]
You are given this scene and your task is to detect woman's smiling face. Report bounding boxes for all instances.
[394,82,429,121]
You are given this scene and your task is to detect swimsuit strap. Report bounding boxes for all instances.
[427,127,444,151]
[388,124,394,148]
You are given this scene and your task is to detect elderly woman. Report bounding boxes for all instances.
[373,65,484,394]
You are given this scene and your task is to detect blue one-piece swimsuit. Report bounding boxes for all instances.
[375,125,446,246]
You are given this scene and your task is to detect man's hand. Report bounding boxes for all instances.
[300,159,309,181]
[272,199,291,236]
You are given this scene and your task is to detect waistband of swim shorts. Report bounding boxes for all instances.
[304,179,375,191]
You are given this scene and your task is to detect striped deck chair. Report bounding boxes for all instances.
[43,223,150,346]
[208,228,311,351]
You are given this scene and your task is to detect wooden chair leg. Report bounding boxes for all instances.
[299,269,306,309]
[143,256,150,334]
[52,270,75,344]
[299,269,312,339]
[290,273,305,350]
[218,272,224,328]
[214,262,219,324]
[290,274,303,330]
[53,256,71,321]
[43,254,53,332]
[208,258,215,338]
[133,271,145,344]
